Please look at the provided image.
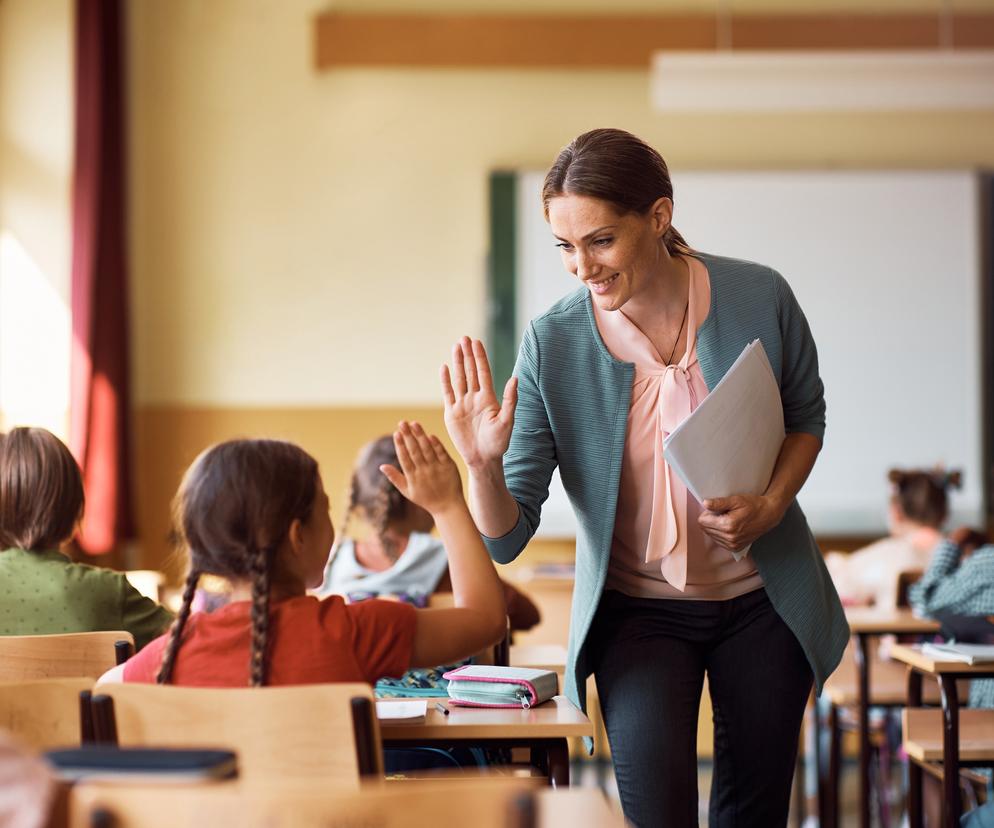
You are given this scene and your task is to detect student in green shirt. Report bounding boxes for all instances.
[0,427,172,650]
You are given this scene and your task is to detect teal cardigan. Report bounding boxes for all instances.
[484,252,849,719]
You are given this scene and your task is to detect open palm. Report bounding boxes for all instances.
[440,337,518,469]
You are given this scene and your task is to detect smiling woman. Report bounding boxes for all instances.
[441,128,848,828]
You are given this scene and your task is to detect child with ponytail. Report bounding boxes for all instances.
[318,434,539,633]
[100,422,506,686]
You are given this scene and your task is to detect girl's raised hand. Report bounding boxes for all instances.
[379,421,464,516]
[440,337,517,470]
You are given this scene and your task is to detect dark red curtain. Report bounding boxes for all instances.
[70,0,134,556]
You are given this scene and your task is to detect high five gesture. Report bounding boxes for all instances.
[440,337,518,470]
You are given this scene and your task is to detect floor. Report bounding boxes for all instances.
[571,757,869,827]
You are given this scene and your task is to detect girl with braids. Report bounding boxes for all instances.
[825,467,962,610]
[318,435,539,633]
[98,422,507,687]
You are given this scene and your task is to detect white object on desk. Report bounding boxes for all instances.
[375,700,427,722]
[921,643,994,665]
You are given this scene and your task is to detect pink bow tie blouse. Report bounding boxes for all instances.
[593,256,763,600]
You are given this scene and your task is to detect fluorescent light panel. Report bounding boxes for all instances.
[650,50,994,112]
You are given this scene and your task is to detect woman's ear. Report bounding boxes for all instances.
[649,197,674,238]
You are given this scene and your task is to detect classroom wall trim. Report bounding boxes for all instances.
[314,11,994,69]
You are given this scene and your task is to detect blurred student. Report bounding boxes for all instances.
[825,468,960,609]
[101,423,506,686]
[910,525,994,710]
[318,435,539,632]
[0,427,172,649]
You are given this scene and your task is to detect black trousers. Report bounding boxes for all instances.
[587,587,813,828]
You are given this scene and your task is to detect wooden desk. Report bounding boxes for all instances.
[838,609,941,828]
[68,777,625,827]
[890,643,994,828]
[377,696,593,788]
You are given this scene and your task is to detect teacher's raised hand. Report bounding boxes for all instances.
[440,337,518,470]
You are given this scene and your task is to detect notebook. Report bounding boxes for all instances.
[375,699,428,722]
[44,747,238,783]
[921,642,994,664]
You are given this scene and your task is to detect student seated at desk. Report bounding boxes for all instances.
[316,435,539,633]
[910,526,994,710]
[825,467,958,610]
[100,423,506,687]
[0,428,172,650]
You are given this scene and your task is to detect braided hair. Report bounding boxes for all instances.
[157,439,318,686]
[887,467,962,530]
[338,436,410,562]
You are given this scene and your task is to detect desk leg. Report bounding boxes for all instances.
[939,675,961,828]
[907,669,924,828]
[854,633,872,828]
[828,702,841,828]
[538,739,570,789]
[813,698,827,828]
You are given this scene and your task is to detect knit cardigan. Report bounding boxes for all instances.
[483,251,849,719]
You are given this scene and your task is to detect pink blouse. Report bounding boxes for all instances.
[594,256,764,600]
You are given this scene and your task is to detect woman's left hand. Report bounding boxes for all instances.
[698,495,785,553]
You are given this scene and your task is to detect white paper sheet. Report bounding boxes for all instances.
[375,700,427,722]
[663,340,785,560]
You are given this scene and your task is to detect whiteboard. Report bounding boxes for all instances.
[514,170,984,537]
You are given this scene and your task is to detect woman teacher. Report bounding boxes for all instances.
[441,128,847,828]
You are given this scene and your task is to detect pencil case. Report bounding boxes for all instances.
[442,665,559,709]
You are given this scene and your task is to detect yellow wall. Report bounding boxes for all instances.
[0,0,72,437]
[127,0,994,409]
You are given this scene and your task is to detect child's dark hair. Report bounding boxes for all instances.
[158,439,318,686]
[887,467,962,530]
[0,427,84,551]
[338,435,410,561]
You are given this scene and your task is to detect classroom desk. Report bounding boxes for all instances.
[890,643,994,828]
[841,609,941,828]
[67,778,625,827]
[377,695,593,788]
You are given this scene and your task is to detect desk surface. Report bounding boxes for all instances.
[890,643,994,675]
[69,778,624,827]
[845,608,941,635]
[377,696,593,741]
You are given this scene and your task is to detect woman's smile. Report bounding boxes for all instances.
[588,272,620,294]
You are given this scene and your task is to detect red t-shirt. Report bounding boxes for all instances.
[123,594,416,686]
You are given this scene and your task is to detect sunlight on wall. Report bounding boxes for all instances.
[0,231,70,438]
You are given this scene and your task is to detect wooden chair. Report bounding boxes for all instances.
[0,631,134,681]
[0,678,95,749]
[70,778,543,828]
[89,683,383,784]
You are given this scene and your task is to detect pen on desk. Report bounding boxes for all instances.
[434,702,450,716]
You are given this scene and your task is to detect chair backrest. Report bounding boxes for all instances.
[70,778,541,828]
[895,569,924,609]
[0,678,93,749]
[0,632,134,681]
[90,682,382,784]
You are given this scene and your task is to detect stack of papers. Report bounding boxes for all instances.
[921,643,994,664]
[663,340,785,560]
[375,700,427,722]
